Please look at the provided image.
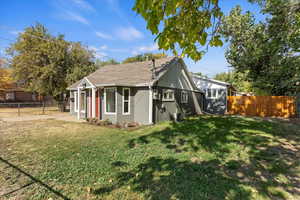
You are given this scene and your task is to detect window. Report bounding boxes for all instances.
[5,92,15,101]
[123,88,130,114]
[206,89,222,99]
[105,88,116,114]
[181,91,188,103]
[162,89,174,101]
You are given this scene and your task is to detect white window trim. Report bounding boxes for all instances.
[104,87,117,115]
[206,88,218,99]
[181,91,188,103]
[162,89,175,101]
[122,88,130,115]
[74,91,78,112]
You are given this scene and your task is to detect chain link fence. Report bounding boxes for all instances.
[0,101,62,117]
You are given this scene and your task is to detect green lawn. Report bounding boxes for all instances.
[0,115,299,200]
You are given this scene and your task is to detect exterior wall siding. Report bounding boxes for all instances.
[116,87,135,124]
[70,91,76,115]
[133,87,150,125]
[156,61,192,90]
[153,87,203,123]
[204,89,227,114]
[193,76,228,114]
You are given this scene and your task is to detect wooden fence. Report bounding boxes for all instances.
[227,96,296,118]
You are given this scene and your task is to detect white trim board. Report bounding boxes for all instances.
[122,88,130,115]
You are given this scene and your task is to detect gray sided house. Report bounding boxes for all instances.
[67,57,204,125]
[192,75,235,114]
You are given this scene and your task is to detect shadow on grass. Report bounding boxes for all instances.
[96,116,300,199]
[0,157,71,200]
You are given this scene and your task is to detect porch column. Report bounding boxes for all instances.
[92,87,96,118]
[69,91,72,114]
[77,87,81,120]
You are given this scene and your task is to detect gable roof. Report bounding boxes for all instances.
[192,74,231,86]
[68,57,177,89]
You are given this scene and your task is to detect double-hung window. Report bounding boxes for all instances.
[181,91,188,103]
[162,89,175,101]
[123,88,130,114]
[105,88,116,114]
[206,89,220,99]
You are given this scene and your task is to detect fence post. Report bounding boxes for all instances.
[18,103,20,116]
[42,101,45,115]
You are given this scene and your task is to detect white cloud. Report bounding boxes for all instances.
[100,45,107,50]
[89,45,107,59]
[138,43,158,52]
[90,45,107,51]
[115,27,143,41]
[9,30,22,35]
[94,51,107,59]
[63,11,90,25]
[95,31,113,40]
[131,43,159,55]
[70,0,95,12]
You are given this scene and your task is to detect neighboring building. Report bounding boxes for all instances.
[192,75,235,114]
[0,82,41,103]
[67,57,204,125]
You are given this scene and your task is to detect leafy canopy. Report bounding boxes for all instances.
[95,58,119,68]
[7,23,96,99]
[123,53,167,63]
[221,1,300,95]
[0,59,13,90]
[214,71,253,94]
[133,0,223,61]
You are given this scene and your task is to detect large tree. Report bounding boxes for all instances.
[7,23,96,104]
[95,58,119,68]
[133,0,223,61]
[222,1,300,95]
[0,59,13,89]
[214,71,254,94]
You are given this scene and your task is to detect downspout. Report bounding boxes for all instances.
[149,85,153,124]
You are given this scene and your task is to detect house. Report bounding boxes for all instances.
[192,74,235,114]
[67,57,204,125]
[0,82,41,103]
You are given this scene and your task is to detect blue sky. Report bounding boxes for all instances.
[0,0,264,77]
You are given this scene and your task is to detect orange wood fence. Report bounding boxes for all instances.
[227,96,296,118]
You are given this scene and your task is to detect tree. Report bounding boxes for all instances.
[214,71,253,93]
[221,1,300,95]
[7,23,96,108]
[0,59,13,89]
[95,58,119,68]
[133,0,223,61]
[123,53,167,64]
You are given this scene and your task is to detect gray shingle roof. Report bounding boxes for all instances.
[68,57,176,89]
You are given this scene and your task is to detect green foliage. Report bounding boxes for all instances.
[222,1,300,95]
[95,58,119,68]
[214,71,254,93]
[7,23,96,100]
[133,0,223,61]
[122,53,167,63]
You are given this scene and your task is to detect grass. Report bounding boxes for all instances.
[0,115,299,200]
